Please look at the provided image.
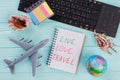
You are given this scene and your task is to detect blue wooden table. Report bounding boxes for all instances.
[0,0,120,80]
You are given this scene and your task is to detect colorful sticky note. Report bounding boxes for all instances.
[28,1,54,25]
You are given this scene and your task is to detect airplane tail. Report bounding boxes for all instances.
[4,59,15,74]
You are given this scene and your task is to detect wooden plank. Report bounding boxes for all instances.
[0,0,120,22]
[0,47,120,73]
[0,28,120,48]
[0,71,119,80]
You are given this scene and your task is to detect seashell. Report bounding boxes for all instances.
[8,15,30,30]
[94,32,117,54]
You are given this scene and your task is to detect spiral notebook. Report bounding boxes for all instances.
[47,28,85,73]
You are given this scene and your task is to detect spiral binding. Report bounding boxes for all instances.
[26,0,45,13]
[47,28,59,66]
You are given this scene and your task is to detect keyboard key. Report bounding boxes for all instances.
[46,0,102,32]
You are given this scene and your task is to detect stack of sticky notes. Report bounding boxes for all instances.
[26,0,54,25]
[18,0,54,25]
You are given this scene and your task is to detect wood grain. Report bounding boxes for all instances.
[0,0,120,80]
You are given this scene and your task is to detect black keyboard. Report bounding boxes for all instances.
[46,0,120,37]
[18,0,120,37]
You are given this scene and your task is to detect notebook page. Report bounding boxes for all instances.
[48,28,85,73]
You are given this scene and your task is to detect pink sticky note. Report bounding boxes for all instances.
[39,4,50,18]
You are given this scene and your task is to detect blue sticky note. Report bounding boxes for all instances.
[29,12,40,25]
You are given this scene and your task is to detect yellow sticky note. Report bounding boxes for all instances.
[42,2,54,16]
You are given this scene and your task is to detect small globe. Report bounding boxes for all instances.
[86,55,107,76]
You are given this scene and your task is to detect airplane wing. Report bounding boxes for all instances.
[10,38,39,76]
[30,52,38,76]
[10,38,33,50]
